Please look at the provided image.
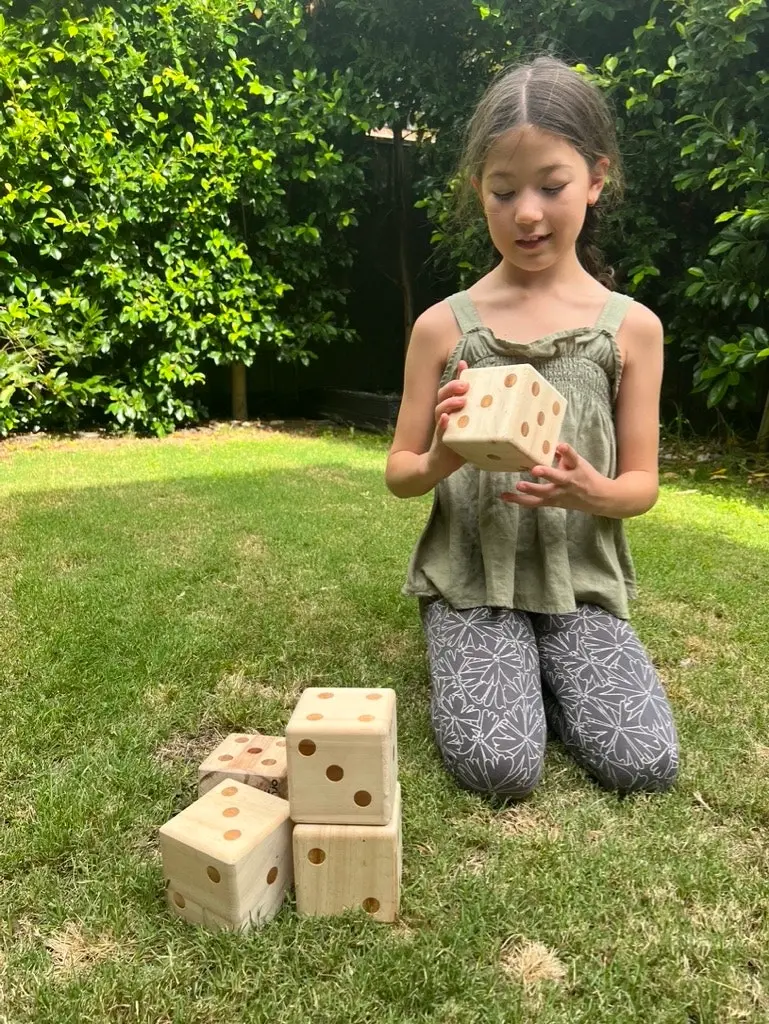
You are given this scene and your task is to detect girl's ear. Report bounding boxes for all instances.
[588,156,610,206]
[471,174,482,197]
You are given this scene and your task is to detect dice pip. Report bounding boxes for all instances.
[198,733,288,799]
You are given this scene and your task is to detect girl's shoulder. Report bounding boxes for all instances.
[410,296,465,366]
[615,297,664,353]
[620,297,662,333]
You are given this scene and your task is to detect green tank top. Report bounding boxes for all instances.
[403,288,638,619]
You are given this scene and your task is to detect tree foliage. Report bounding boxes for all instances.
[2,0,768,441]
[0,0,364,435]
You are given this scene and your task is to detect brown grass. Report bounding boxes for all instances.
[45,921,129,976]
[459,850,489,876]
[500,939,568,988]
[152,726,227,769]
[495,805,561,842]
[214,669,303,708]
[235,533,267,560]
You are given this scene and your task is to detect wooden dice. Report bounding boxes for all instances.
[198,733,288,799]
[442,364,567,472]
[293,784,402,922]
[286,687,397,825]
[159,778,293,931]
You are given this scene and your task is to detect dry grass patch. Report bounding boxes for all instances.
[304,466,352,485]
[500,938,568,989]
[235,533,268,560]
[214,669,302,709]
[726,972,768,1021]
[391,921,417,942]
[494,805,561,842]
[45,921,129,977]
[459,849,489,876]
[687,898,751,935]
[153,726,227,769]
[377,630,421,667]
[642,596,734,663]
[724,831,769,873]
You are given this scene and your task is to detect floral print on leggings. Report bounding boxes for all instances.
[422,600,679,797]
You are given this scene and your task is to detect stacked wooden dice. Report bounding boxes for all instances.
[157,688,401,930]
[442,363,568,472]
[287,687,401,923]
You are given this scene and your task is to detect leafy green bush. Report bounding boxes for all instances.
[0,0,363,435]
[594,0,769,441]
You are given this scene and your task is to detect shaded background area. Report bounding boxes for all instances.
[201,131,742,436]
[203,133,452,427]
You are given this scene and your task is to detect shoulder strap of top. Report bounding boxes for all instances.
[446,291,484,335]
[594,291,634,336]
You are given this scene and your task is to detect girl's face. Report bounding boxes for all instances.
[474,125,608,275]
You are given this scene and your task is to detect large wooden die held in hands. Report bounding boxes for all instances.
[442,363,567,472]
[286,687,397,825]
[293,783,402,922]
[159,779,293,931]
[198,733,288,800]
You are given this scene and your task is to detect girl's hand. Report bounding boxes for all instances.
[500,443,610,514]
[425,360,469,480]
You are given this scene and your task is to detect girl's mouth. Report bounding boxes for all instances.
[515,234,551,250]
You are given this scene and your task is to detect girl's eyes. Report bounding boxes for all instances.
[491,185,567,200]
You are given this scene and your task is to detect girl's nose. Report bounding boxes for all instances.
[514,192,544,227]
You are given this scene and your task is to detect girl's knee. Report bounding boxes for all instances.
[592,741,679,795]
[444,749,544,799]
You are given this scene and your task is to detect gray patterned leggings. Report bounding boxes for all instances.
[421,600,679,797]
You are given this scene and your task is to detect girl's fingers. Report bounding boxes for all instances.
[515,481,560,498]
[434,394,466,423]
[555,443,579,470]
[500,491,549,508]
[437,379,468,405]
[434,361,469,424]
[530,465,569,486]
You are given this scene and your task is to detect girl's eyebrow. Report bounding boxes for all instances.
[486,163,570,182]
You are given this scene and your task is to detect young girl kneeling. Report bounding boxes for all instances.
[385,57,679,798]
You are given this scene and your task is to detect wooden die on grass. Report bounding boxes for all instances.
[293,783,402,923]
[442,363,567,472]
[285,687,398,825]
[159,778,293,932]
[198,733,288,799]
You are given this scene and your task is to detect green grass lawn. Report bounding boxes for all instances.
[1,423,768,1024]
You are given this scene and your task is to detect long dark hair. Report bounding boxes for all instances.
[456,56,623,287]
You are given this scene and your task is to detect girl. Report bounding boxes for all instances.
[385,57,679,799]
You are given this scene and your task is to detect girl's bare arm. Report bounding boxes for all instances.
[385,302,466,498]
